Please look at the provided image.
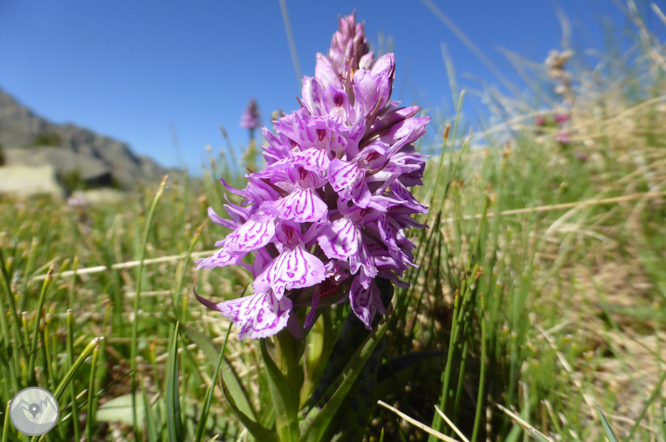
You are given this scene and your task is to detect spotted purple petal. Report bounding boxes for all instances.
[293,148,331,177]
[227,291,292,340]
[276,187,327,223]
[328,159,361,194]
[255,246,327,299]
[275,221,305,249]
[389,180,428,214]
[195,248,247,270]
[351,171,371,208]
[318,217,359,260]
[225,217,276,252]
[348,240,377,282]
[302,77,326,117]
[349,277,381,329]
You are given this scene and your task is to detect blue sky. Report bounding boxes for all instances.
[0,0,655,173]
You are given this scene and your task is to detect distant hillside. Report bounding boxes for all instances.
[0,88,170,189]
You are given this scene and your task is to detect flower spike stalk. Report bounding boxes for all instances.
[197,13,430,341]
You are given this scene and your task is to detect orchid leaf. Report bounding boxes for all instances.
[330,329,386,442]
[220,372,280,442]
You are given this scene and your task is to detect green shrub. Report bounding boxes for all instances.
[31,132,62,147]
[60,169,87,193]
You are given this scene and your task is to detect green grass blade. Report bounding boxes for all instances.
[173,222,205,321]
[61,311,82,442]
[27,265,54,379]
[130,175,168,439]
[54,337,104,401]
[0,277,19,393]
[166,322,183,442]
[194,323,232,442]
[597,407,620,442]
[86,345,100,442]
[142,378,159,442]
[33,337,103,442]
[19,238,39,312]
[0,248,25,374]
[471,295,487,442]
[2,401,10,442]
[627,367,666,440]
[430,290,461,439]
[527,428,551,442]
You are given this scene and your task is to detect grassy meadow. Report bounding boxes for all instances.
[2,3,666,441]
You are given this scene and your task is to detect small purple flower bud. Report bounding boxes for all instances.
[534,116,546,127]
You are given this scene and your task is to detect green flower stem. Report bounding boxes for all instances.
[277,330,304,394]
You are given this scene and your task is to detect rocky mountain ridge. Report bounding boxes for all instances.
[0,88,170,190]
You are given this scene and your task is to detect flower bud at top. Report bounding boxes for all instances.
[328,13,373,78]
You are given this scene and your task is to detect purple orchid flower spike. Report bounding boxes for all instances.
[196,14,430,340]
[241,99,261,145]
[240,99,261,130]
